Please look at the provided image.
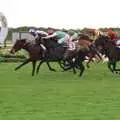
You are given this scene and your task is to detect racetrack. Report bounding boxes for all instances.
[0,62,120,120]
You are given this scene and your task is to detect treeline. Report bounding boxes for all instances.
[6,26,120,40]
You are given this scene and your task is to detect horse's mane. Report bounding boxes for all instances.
[96,35,116,49]
[78,33,91,40]
[99,35,114,43]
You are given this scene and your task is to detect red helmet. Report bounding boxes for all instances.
[47,29,54,35]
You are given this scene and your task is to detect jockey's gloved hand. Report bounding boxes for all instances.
[72,39,77,41]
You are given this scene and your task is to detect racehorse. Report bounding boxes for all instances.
[36,35,101,77]
[36,37,78,75]
[10,38,78,76]
[94,35,120,74]
[77,33,93,42]
[10,39,63,76]
[77,33,102,68]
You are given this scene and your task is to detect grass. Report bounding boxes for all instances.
[0,62,120,120]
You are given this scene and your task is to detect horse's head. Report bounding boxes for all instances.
[94,35,113,53]
[95,35,110,47]
[10,39,26,54]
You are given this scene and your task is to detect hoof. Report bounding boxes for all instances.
[116,71,118,74]
[51,69,56,72]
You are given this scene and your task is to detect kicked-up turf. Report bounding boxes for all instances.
[0,62,120,120]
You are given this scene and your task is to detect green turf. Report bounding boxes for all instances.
[0,62,120,120]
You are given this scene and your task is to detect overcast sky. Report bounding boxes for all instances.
[1,0,120,29]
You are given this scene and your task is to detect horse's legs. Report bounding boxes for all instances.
[58,61,66,70]
[32,60,36,76]
[86,56,93,68]
[107,61,114,73]
[68,59,77,74]
[79,61,85,77]
[112,62,120,74]
[36,60,44,74]
[36,60,56,75]
[59,60,73,71]
[61,59,76,74]
[46,61,56,72]
[113,62,116,71]
[15,59,30,71]
[86,52,102,68]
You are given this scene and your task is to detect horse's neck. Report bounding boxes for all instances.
[105,42,114,49]
[103,42,116,55]
[22,42,30,51]
[78,40,91,46]
[23,42,38,52]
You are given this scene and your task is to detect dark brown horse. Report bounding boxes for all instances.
[10,38,77,76]
[94,35,120,74]
[10,39,63,76]
[36,37,78,75]
[36,35,101,77]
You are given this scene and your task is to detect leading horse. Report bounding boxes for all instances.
[10,39,63,76]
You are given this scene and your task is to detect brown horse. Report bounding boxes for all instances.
[10,39,63,76]
[77,34,102,68]
[10,38,78,76]
[36,37,79,75]
[94,35,120,74]
[77,33,93,42]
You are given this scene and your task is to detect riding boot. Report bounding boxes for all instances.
[63,49,70,60]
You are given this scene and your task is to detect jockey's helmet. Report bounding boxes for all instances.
[29,28,35,33]
[68,30,75,35]
[47,29,54,35]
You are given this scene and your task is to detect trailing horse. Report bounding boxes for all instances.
[76,33,102,68]
[94,35,120,74]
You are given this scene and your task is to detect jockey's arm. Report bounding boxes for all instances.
[43,33,57,39]
[35,34,39,39]
[71,32,78,40]
[57,37,65,44]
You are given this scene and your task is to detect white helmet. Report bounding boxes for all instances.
[29,28,35,33]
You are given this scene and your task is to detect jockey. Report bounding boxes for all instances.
[107,28,117,41]
[43,29,70,46]
[62,30,79,60]
[88,29,103,40]
[29,28,48,55]
[67,30,78,51]
[29,28,36,37]
[107,28,120,48]
[69,30,78,41]
[29,28,48,39]
[43,29,79,59]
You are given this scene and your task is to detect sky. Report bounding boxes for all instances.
[1,0,120,29]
